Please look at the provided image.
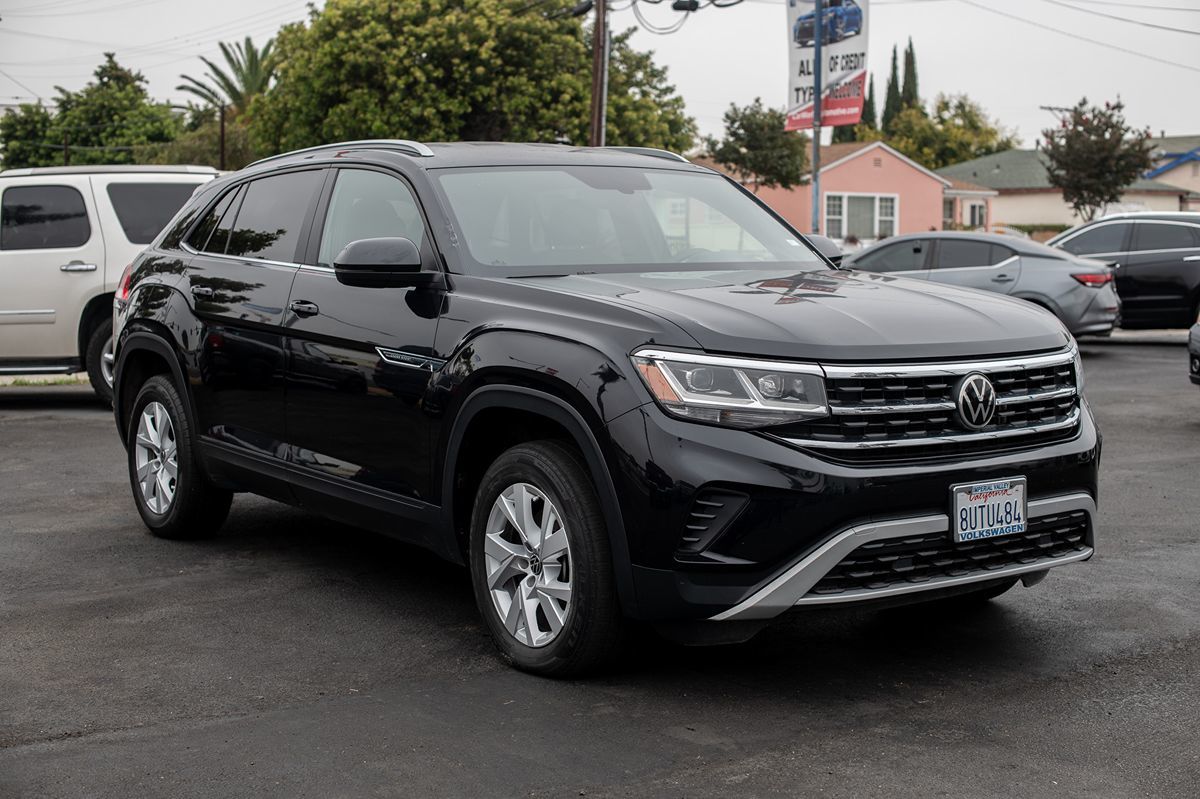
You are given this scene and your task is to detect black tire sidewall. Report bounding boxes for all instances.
[85,317,114,403]
[468,442,615,675]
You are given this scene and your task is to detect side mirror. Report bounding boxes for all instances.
[805,234,844,267]
[333,237,437,288]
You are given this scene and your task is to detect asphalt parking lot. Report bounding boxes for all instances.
[1,341,1198,798]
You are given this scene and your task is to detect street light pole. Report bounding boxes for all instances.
[589,0,608,147]
[810,0,823,235]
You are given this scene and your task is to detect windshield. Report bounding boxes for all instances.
[431,166,827,276]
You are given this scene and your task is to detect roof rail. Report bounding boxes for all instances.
[599,146,690,164]
[248,139,435,168]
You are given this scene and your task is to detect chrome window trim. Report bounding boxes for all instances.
[821,345,1076,380]
[180,241,301,271]
[632,348,825,377]
[709,492,1095,621]
[929,255,1020,273]
[777,407,1080,451]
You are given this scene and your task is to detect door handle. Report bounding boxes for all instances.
[991,274,1014,283]
[190,285,214,299]
[1184,256,1200,262]
[289,300,320,317]
[59,261,97,272]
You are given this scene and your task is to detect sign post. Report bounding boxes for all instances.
[811,0,822,235]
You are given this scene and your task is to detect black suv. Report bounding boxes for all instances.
[1049,212,1200,329]
[113,141,1100,675]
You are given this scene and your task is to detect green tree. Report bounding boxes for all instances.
[882,45,901,132]
[178,36,277,116]
[886,94,1018,170]
[0,55,180,169]
[0,102,54,169]
[862,73,877,129]
[900,37,920,111]
[704,98,809,192]
[1041,97,1153,222]
[248,0,694,156]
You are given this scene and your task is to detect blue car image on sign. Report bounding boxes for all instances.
[951,477,1028,543]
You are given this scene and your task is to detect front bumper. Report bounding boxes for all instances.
[605,399,1101,622]
[710,492,1094,621]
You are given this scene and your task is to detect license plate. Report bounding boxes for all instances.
[950,477,1027,543]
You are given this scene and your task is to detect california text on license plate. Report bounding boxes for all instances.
[950,478,1027,543]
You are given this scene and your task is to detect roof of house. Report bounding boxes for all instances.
[694,140,950,188]
[944,177,998,196]
[1149,134,1200,155]
[937,149,1188,195]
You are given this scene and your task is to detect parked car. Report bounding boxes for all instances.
[0,165,217,399]
[842,231,1119,337]
[1047,212,1200,329]
[793,0,863,46]
[112,141,1099,676]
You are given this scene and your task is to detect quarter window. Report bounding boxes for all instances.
[1132,222,1200,251]
[188,187,242,254]
[0,185,90,250]
[318,169,427,267]
[106,183,201,244]
[225,170,323,262]
[1060,223,1128,256]
[934,239,1007,269]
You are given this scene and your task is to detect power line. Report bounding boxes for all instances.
[1060,0,1200,10]
[1042,0,1200,34]
[0,65,40,100]
[956,0,1200,74]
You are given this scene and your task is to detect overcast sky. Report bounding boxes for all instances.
[1,0,1198,146]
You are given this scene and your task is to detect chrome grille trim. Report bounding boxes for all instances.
[778,408,1080,451]
[820,346,1077,380]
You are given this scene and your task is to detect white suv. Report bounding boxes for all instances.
[0,165,217,400]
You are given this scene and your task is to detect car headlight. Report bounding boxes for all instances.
[631,349,829,428]
[1073,348,1086,393]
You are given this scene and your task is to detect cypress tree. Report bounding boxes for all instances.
[901,37,920,111]
[882,46,902,132]
[862,73,877,130]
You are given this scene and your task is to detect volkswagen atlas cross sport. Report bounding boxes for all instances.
[112,141,1100,675]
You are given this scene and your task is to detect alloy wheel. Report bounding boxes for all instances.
[100,335,115,387]
[483,482,573,648]
[134,401,178,514]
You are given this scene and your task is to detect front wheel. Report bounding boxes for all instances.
[127,375,232,539]
[469,441,624,676]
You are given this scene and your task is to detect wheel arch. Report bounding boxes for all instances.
[441,385,639,616]
[113,325,192,446]
[77,291,115,364]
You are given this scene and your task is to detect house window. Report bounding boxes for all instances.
[942,198,955,229]
[968,202,987,228]
[824,193,898,240]
[825,195,844,239]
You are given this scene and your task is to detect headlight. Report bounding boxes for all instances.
[631,349,828,428]
[1073,348,1086,394]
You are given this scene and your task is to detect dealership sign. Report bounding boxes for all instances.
[785,0,869,131]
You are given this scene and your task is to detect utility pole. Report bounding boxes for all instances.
[588,0,608,147]
[810,0,822,235]
[218,104,226,171]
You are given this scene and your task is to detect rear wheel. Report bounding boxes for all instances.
[127,375,232,539]
[85,318,114,403]
[469,441,623,676]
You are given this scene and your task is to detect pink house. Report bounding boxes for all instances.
[700,141,992,244]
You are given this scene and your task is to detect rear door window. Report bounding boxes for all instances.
[1060,223,1129,256]
[224,170,324,262]
[934,239,1010,269]
[0,185,91,250]
[106,182,201,244]
[852,239,929,272]
[1132,222,1200,252]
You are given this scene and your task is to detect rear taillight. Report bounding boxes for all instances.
[1072,272,1112,287]
[116,263,134,302]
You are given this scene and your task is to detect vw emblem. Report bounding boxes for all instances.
[955,373,997,430]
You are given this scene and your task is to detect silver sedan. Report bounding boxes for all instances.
[841,231,1120,336]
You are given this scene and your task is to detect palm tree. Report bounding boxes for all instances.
[178,36,275,116]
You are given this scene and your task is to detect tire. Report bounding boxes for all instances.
[469,440,624,676]
[126,374,232,540]
[85,317,114,403]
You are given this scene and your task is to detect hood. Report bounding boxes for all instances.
[520,267,1072,362]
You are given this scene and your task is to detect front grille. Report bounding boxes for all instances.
[777,350,1081,462]
[807,510,1090,597]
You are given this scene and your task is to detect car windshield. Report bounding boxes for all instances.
[431,165,827,276]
